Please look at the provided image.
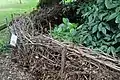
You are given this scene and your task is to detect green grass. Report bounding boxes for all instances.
[0,28,10,44]
[0,0,38,53]
[0,0,38,24]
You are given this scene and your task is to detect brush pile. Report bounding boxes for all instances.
[10,5,120,80]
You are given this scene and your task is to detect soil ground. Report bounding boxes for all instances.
[0,54,34,80]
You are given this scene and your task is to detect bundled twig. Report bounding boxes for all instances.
[29,5,63,34]
[10,6,120,80]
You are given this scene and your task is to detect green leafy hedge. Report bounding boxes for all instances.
[52,18,79,43]
[52,0,120,57]
[76,0,120,56]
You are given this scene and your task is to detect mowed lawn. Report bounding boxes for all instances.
[0,0,38,25]
[0,0,38,47]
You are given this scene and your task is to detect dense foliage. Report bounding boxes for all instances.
[52,0,120,57]
[52,18,79,43]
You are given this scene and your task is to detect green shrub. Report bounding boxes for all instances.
[76,0,120,56]
[52,0,120,57]
[52,18,80,44]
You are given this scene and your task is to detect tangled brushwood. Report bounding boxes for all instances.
[9,4,120,80]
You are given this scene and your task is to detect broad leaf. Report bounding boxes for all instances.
[112,41,117,45]
[58,23,65,28]
[99,13,107,21]
[81,31,88,34]
[93,5,98,19]
[104,36,111,41]
[77,24,83,29]
[98,23,103,31]
[97,32,101,39]
[57,27,63,33]
[100,45,108,51]
[70,28,77,36]
[103,14,110,21]
[82,10,93,17]
[102,40,111,45]
[88,35,92,41]
[116,33,120,38]
[67,23,73,29]
[63,18,69,24]
[115,7,120,12]
[82,34,89,41]
[116,46,120,53]
[88,15,93,22]
[92,41,96,46]
[102,22,110,30]
[53,27,58,32]
[118,24,120,29]
[97,0,104,4]
[102,27,106,35]
[107,47,111,54]
[112,34,116,39]
[92,25,98,33]
[115,14,120,23]
[93,5,98,11]
[93,36,97,41]
[107,12,118,21]
[110,46,116,55]
[105,0,119,9]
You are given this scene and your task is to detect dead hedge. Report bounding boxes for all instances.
[9,5,120,80]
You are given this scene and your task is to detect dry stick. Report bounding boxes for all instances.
[5,17,11,40]
[84,75,88,80]
[17,26,33,53]
[84,60,99,70]
[25,43,61,54]
[79,47,115,62]
[49,22,52,37]
[25,16,34,37]
[13,19,26,50]
[19,27,33,44]
[36,51,56,64]
[60,46,67,78]
[38,34,120,72]
[95,54,119,64]
[93,49,113,58]
[79,47,118,64]
[33,34,119,64]
[39,22,43,34]
[67,47,120,72]
[45,48,58,62]
[68,71,88,75]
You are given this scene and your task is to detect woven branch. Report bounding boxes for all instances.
[9,6,120,80]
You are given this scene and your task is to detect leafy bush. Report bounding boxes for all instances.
[52,18,80,44]
[52,0,120,57]
[76,0,120,56]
